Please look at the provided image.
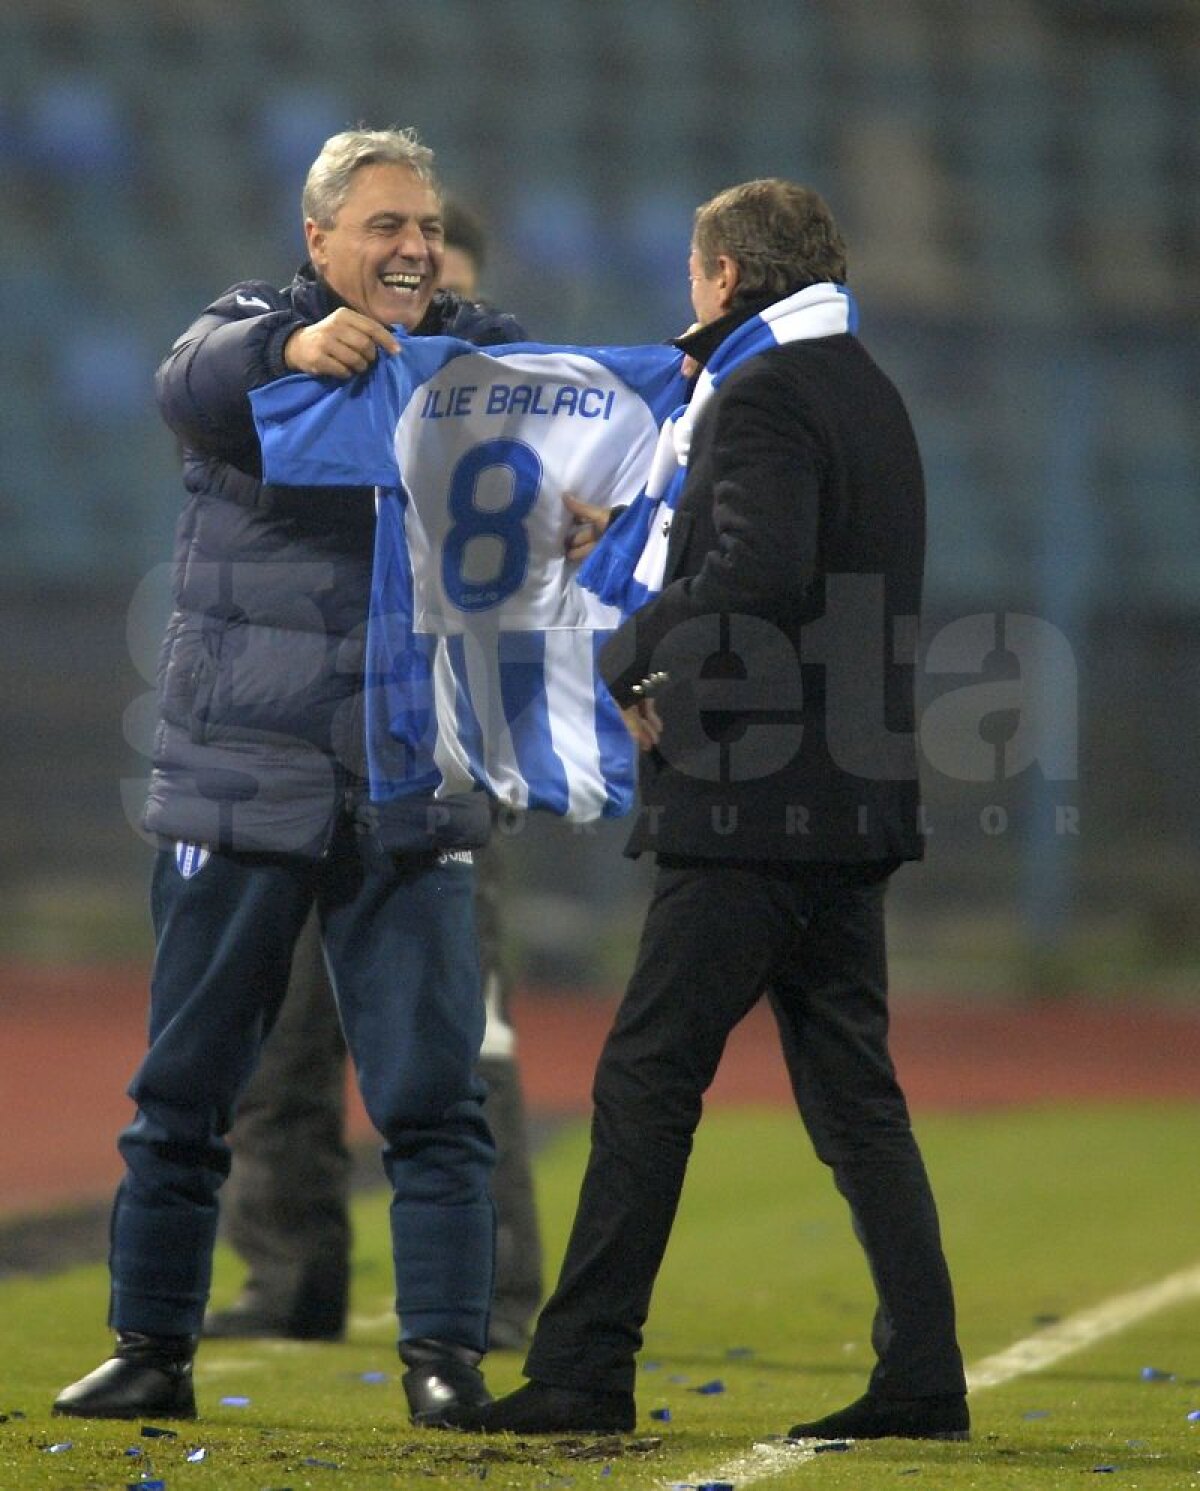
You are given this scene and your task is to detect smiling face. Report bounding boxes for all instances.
[305,162,445,329]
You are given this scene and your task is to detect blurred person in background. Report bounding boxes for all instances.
[202,195,543,1357]
[440,179,969,1442]
[439,197,489,302]
[53,127,525,1427]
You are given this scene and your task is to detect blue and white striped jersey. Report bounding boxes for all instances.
[252,335,685,821]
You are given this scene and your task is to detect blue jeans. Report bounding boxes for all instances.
[109,820,495,1349]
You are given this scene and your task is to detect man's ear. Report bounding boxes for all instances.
[303,218,325,270]
[716,254,741,312]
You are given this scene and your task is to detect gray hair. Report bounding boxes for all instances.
[302,127,439,227]
[693,179,847,300]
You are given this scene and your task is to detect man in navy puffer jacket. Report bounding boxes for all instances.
[54,127,518,1428]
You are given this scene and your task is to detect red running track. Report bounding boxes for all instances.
[1,963,1196,1218]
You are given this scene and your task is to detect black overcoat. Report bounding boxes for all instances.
[600,306,926,864]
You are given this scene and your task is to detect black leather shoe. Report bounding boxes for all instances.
[53,1331,198,1420]
[203,1298,344,1342]
[434,1379,636,1434]
[400,1337,492,1426]
[787,1391,969,1442]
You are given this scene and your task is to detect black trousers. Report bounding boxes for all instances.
[524,860,966,1398]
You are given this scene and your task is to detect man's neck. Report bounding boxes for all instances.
[674,292,777,369]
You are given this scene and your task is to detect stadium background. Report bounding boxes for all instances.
[0,0,1197,1007]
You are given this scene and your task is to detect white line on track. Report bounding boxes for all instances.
[673,1259,1200,1491]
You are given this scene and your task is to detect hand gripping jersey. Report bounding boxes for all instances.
[252,336,686,821]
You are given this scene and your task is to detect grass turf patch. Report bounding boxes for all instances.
[0,1104,1197,1489]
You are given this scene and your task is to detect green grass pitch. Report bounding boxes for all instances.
[1,1103,1197,1489]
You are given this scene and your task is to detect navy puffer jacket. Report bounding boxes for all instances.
[146,264,523,858]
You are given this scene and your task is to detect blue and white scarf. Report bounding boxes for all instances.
[577,281,859,616]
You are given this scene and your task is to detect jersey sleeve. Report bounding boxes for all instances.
[250,365,405,488]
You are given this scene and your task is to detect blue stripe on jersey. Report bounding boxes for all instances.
[382,634,442,795]
[447,633,490,792]
[369,494,442,797]
[251,362,404,487]
[497,631,570,817]
[593,631,637,819]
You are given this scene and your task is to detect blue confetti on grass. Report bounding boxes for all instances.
[650,1407,672,1422]
[44,1441,73,1453]
[814,1440,853,1454]
[220,1395,251,1407]
[303,1457,340,1468]
[1091,1467,1118,1475]
[697,1482,735,1490]
[141,1426,178,1439]
[360,1371,388,1384]
[1187,1410,1200,1422]
[186,1447,207,1462]
[691,1380,725,1395]
[1140,1366,1174,1383]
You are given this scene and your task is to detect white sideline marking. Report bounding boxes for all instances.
[965,1261,1200,1389]
[675,1260,1200,1490]
[689,1439,825,1484]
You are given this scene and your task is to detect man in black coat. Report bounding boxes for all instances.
[443,179,968,1442]
[54,128,515,1427]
